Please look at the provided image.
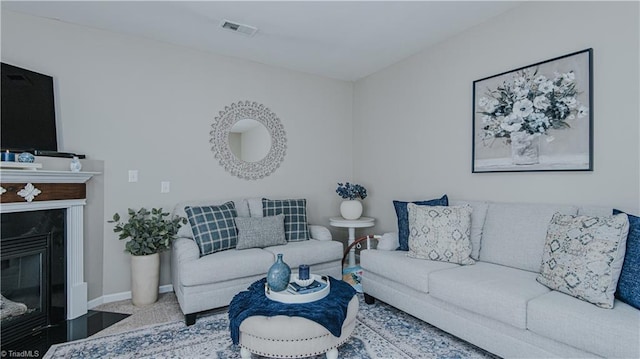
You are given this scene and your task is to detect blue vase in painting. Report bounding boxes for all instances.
[267,254,291,292]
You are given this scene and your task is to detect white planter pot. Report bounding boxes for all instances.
[131,253,160,306]
[340,200,363,220]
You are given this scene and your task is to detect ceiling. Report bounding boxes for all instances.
[2,1,522,81]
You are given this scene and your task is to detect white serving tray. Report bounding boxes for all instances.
[0,162,42,170]
[265,274,330,304]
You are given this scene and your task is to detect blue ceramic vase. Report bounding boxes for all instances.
[267,254,291,292]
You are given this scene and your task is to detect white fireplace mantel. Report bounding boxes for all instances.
[0,169,98,184]
[1,169,99,320]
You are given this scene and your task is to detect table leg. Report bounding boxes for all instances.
[326,348,338,359]
[347,227,356,267]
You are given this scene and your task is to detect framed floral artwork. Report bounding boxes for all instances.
[472,49,593,173]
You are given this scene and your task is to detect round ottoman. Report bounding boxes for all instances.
[239,296,359,359]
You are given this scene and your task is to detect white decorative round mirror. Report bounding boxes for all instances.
[210,101,286,180]
[228,119,271,162]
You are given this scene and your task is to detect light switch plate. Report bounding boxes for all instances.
[128,170,138,182]
[161,181,170,193]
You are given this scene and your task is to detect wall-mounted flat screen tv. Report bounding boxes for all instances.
[1,62,58,152]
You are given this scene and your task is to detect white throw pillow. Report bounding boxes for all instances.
[536,212,629,309]
[407,204,475,265]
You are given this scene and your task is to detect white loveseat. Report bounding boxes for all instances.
[361,199,640,359]
[171,198,343,325]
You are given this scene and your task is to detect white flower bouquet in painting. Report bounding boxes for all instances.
[477,67,588,165]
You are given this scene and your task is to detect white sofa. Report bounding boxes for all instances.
[171,198,343,325]
[361,199,640,359]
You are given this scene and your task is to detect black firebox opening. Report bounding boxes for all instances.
[1,209,66,345]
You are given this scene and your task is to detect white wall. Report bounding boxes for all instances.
[353,2,640,234]
[2,11,354,297]
[4,1,638,300]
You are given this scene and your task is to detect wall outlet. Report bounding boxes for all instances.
[161,181,170,193]
[128,170,138,182]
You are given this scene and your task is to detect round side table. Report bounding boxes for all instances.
[329,217,375,267]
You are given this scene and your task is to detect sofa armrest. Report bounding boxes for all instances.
[376,232,399,251]
[172,237,200,264]
[309,225,332,241]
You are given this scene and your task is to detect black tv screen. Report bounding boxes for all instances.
[1,62,58,152]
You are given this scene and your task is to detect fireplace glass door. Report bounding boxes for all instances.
[1,235,49,344]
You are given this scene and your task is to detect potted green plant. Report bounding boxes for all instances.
[109,208,186,306]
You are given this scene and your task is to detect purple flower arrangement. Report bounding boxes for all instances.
[336,182,367,200]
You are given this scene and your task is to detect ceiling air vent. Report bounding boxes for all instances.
[219,19,258,37]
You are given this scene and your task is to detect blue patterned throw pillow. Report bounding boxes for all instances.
[185,202,238,256]
[393,194,448,251]
[262,198,310,241]
[536,212,629,308]
[614,209,640,309]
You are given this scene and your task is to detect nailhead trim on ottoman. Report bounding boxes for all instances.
[238,296,358,358]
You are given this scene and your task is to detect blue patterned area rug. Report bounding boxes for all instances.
[44,295,497,359]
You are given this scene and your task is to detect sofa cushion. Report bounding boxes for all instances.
[174,199,249,239]
[360,249,459,294]
[450,200,489,260]
[393,194,448,251]
[407,204,474,265]
[578,206,613,217]
[263,239,342,269]
[262,198,310,242]
[480,202,578,272]
[246,197,264,217]
[181,248,274,286]
[185,202,238,256]
[527,291,640,359]
[235,214,287,250]
[429,262,550,329]
[614,210,640,309]
[537,212,629,308]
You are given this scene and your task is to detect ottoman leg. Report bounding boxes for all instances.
[326,348,338,359]
[240,347,252,359]
[364,293,375,305]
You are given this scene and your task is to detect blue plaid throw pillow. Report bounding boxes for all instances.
[185,202,238,256]
[262,198,310,241]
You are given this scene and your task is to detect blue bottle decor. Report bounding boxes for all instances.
[267,254,291,292]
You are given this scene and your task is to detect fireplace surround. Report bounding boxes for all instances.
[0,169,96,344]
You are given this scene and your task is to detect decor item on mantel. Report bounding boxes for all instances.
[70,156,82,172]
[336,182,368,220]
[266,253,291,292]
[17,152,35,163]
[0,162,43,170]
[1,150,15,162]
[472,48,593,173]
[109,208,187,306]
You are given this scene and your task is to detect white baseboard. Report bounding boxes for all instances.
[87,284,174,310]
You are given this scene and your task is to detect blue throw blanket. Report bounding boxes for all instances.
[228,277,356,345]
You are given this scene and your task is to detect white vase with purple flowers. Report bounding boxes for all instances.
[336,182,367,220]
[340,200,363,220]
